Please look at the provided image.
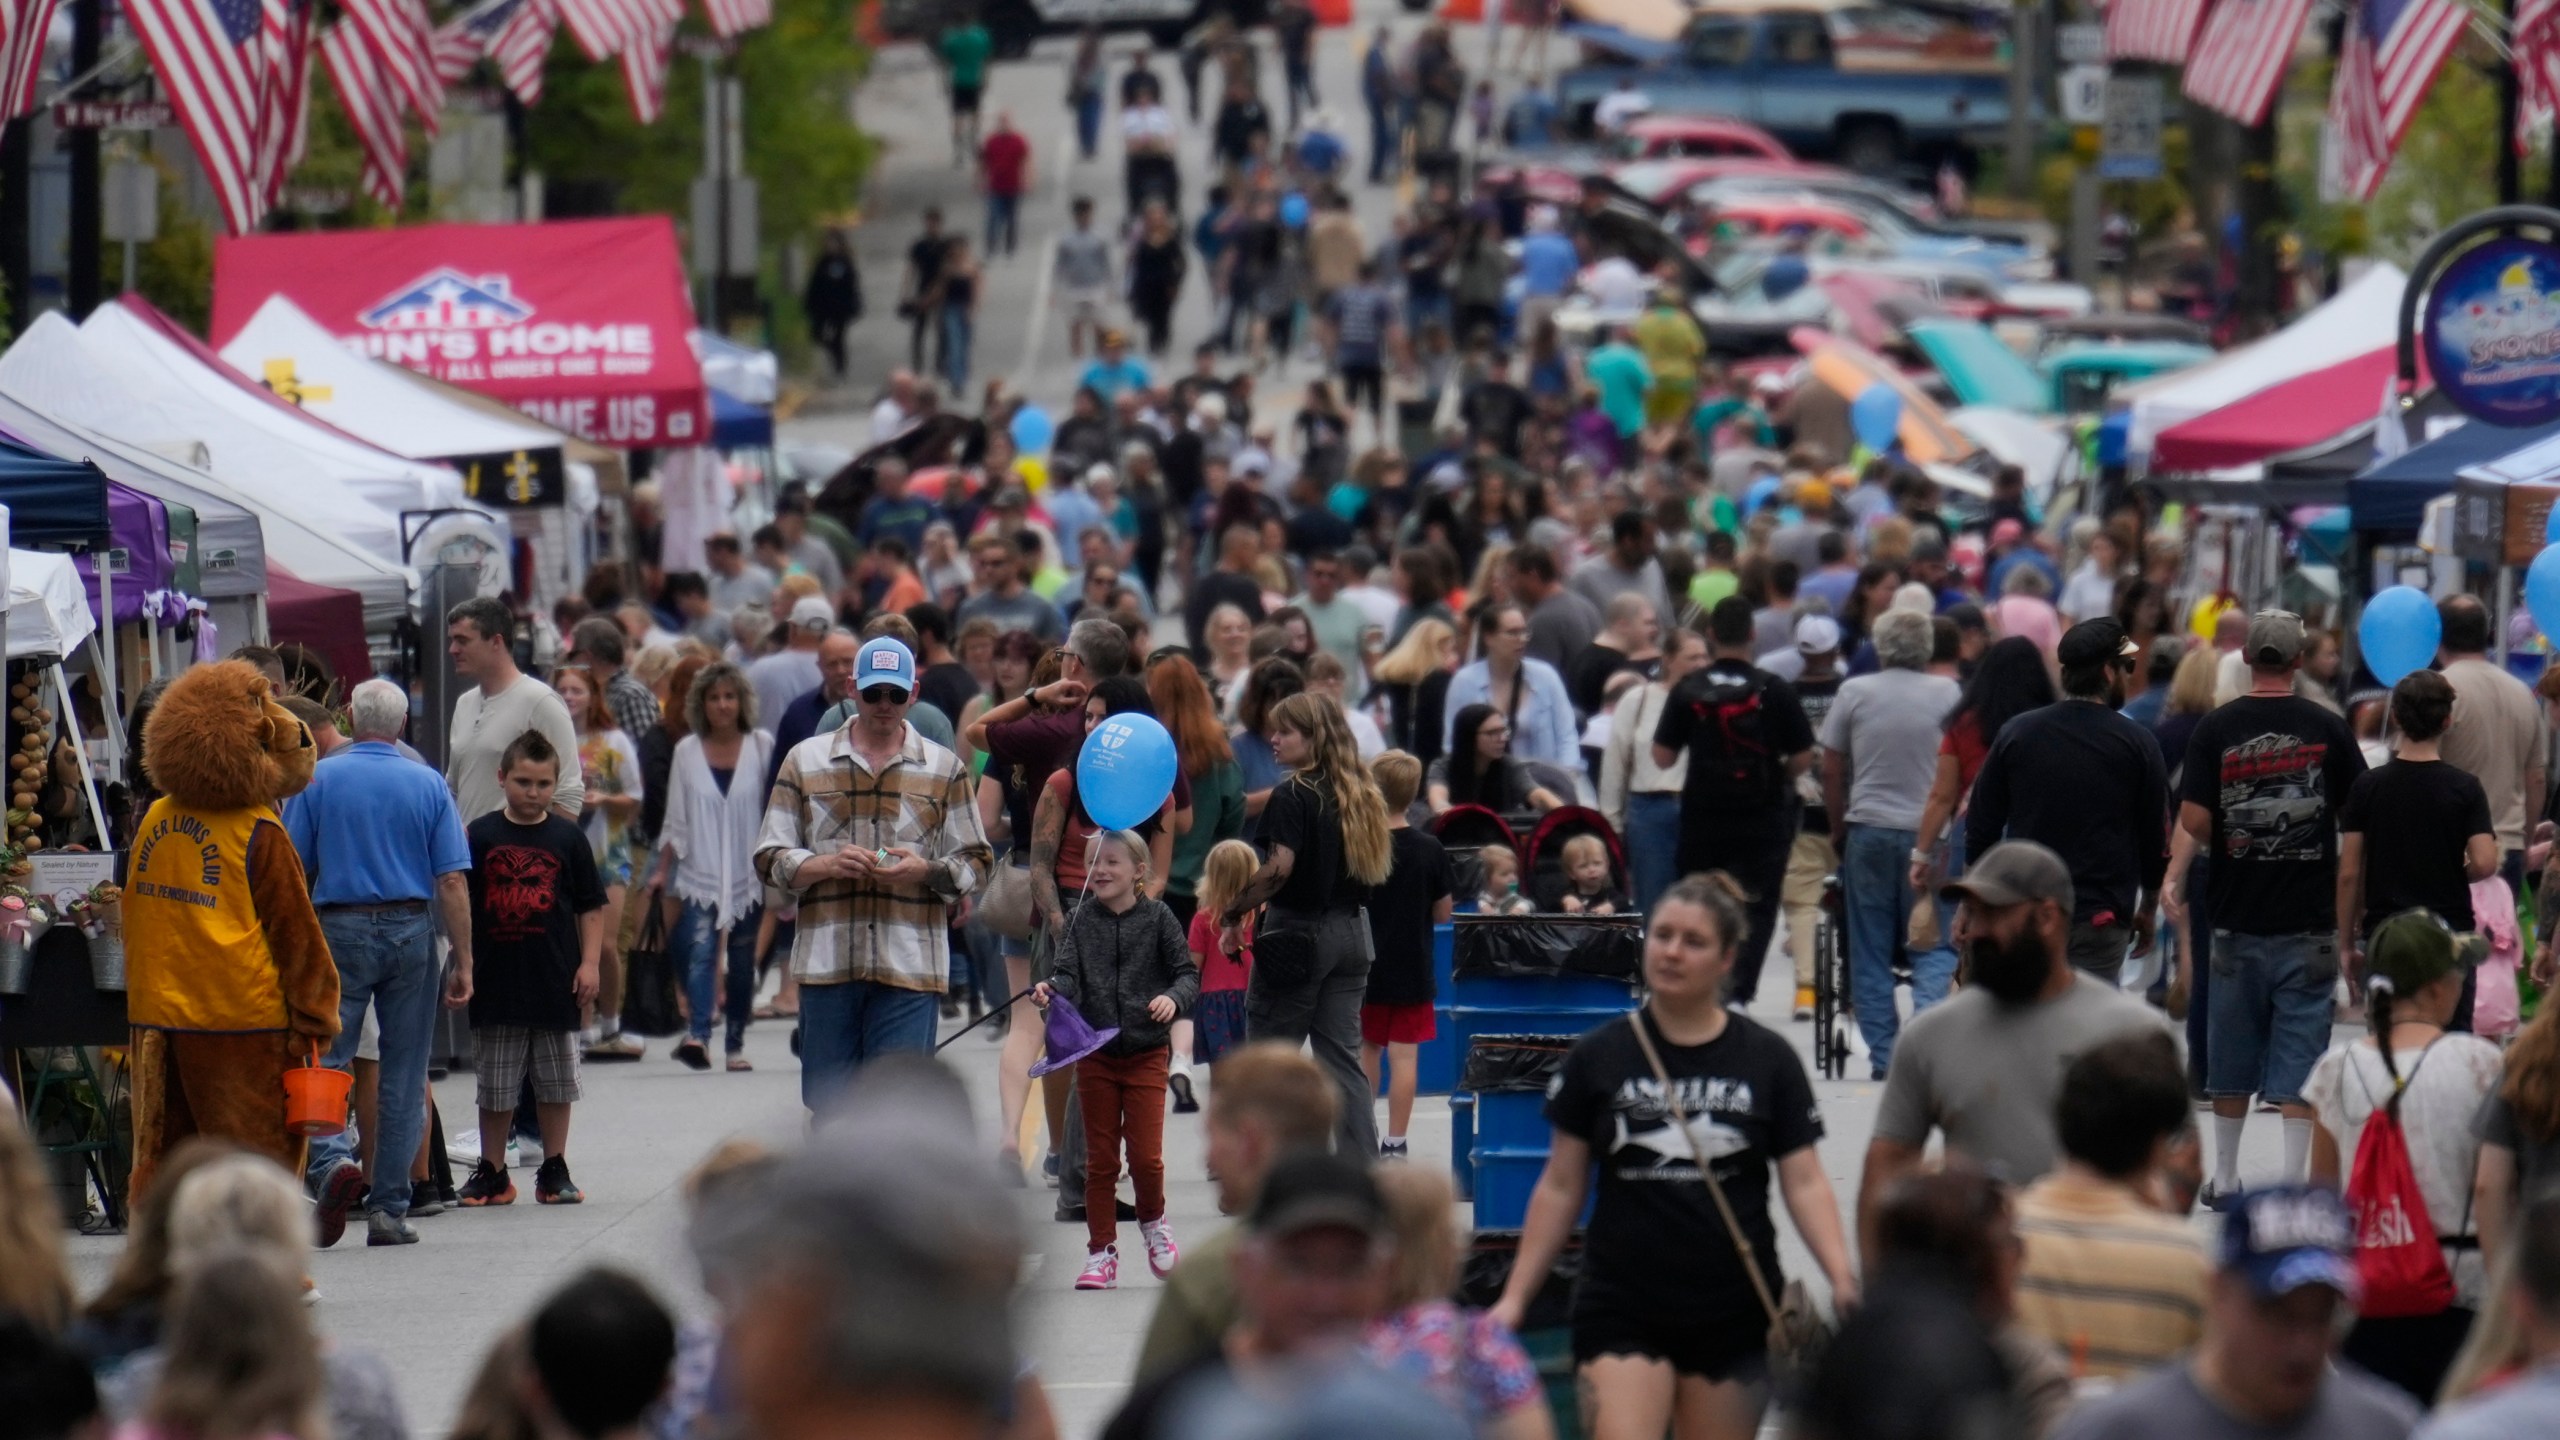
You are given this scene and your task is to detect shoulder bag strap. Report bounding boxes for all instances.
[1626,1011,1782,1328]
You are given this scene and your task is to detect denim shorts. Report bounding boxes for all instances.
[2206,930,2339,1105]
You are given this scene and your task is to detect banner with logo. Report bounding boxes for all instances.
[210,218,709,449]
[2422,234,2560,430]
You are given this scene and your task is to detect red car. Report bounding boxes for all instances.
[1605,115,1793,163]
[1701,197,1867,242]
[1605,155,1846,209]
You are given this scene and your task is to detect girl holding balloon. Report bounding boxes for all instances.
[1030,676,1180,938]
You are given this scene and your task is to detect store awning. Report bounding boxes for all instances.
[209,217,710,450]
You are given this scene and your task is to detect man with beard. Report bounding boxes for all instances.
[1962,617,2171,983]
[1854,840,2172,1259]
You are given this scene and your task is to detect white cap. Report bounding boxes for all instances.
[790,596,835,631]
[1794,615,1842,654]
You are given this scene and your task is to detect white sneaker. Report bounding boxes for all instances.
[512,1137,541,1169]
[447,1130,483,1167]
[1141,1217,1179,1278]
[1076,1246,1119,1290]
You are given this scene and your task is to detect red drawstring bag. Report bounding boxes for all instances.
[2345,1047,2456,1319]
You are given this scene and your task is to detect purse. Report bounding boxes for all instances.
[1626,1011,1834,1397]
[618,905,684,1038]
[978,863,1038,941]
[1250,915,1319,991]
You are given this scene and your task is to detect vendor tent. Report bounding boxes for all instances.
[210,217,710,449]
[0,386,267,598]
[0,435,110,550]
[265,565,371,685]
[76,483,176,625]
[2150,347,2415,473]
[8,548,96,660]
[2123,264,2408,467]
[2351,416,2560,532]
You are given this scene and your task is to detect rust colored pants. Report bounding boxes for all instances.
[128,1028,300,1202]
[1078,1046,1169,1253]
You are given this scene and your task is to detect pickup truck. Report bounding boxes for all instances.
[1555,9,2017,174]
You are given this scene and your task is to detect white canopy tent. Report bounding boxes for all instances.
[2121,264,2409,470]
[219,296,567,462]
[0,311,497,575]
[8,548,95,661]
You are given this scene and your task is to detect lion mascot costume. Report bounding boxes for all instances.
[125,659,339,1198]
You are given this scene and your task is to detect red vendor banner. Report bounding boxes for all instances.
[211,216,708,449]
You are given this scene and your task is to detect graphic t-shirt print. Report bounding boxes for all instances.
[2217,730,2334,863]
[1601,1075,1757,1180]
[481,843,565,938]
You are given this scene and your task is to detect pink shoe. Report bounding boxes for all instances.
[1075,1246,1119,1290]
[1142,1217,1179,1278]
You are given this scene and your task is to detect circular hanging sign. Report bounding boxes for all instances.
[2424,235,2560,427]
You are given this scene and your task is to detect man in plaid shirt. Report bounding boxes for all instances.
[758,636,992,1111]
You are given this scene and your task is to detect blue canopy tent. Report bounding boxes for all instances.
[710,386,773,449]
[0,437,109,549]
[2349,415,2560,534]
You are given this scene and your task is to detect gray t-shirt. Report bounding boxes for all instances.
[956,587,1066,642]
[746,649,823,736]
[447,675,586,823]
[1876,973,2176,1185]
[1821,667,1960,831]
[1056,229,1116,290]
[2055,1359,2416,1440]
[1526,588,1603,678]
[2413,1366,2560,1440]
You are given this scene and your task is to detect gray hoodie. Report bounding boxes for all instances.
[1045,896,1199,1057]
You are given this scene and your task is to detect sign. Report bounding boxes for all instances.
[2060,65,2108,124]
[51,100,174,130]
[2099,74,2162,179]
[2423,236,2560,428]
[30,850,116,897]
[2451,475,2560,565]
[447,446,566,509]
[209,218,708,449]
[2057,22,2105,63]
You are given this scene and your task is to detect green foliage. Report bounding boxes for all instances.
[2279,49,2528,263]
[103,155,217,334]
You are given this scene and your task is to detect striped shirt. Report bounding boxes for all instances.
[2012,1169,2210,1380]
[756,721,991,992]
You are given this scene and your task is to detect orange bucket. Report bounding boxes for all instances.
[282,1042,352,1138]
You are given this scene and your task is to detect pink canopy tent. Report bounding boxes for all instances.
[266,564,371,688]
[2150,348,2430,473]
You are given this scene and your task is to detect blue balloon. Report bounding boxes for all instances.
[1076,714,1178,832]
[2545,504,2560,546]
[1280,192,1310,228]
[1850,384,1903,453]
[1745,476,1781,514]
[1010,405,1054,455]
[2358,584,2443,687]
[2531,544,2560,643]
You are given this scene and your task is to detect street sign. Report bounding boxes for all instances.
[51,100,173,130]
[2057,22,2105,64]
[2060,65,2108,125]
[2099,73,2163,179]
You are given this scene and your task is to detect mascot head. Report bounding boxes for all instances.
[143,660,318,810]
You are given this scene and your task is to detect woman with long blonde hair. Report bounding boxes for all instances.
[1370,616,1458,771]
[1216,691,1394,1156]
[138,1249,326,1440]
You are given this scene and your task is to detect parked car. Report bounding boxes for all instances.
[1605,114,1793,162]
[1556,7,2018,173]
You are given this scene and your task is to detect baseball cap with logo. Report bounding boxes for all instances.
[854,638,916,696]
[2218,1184,2361,1302]
[790,596,835,632]
[1938,839,2075,914]
[2247,609,2307,667]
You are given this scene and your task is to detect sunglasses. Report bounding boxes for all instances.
[859,685,909,705]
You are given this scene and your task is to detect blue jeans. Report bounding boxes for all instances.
[940,307,973,391]
[798,979,941,1112]
[2206,931,2338,1105]
[674,900,759,1052]
[1843,824,1956,1075]
[1075,91,1103,158]
[1626,793,1683,915]
[985,194,1019,257]
[1367,99,1396,181]
[306,905,438,1217]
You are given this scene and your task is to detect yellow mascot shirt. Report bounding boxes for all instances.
[126,796,283,1031]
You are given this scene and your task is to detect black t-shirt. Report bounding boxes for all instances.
[908,235,950,293]
[1546,1008,1823,1317]
[1460,380,1532,453]
[1261,772,1363,913]
[1213,99,1269,163]
[2340,758,2492,933]
[2178,695,2366,936]
[465,812,605,1031]
[1364,827,1453,1005]
[918,661,979,727]
[1655,660,1814,834]
[1568,642,1646,719]
[1962,699,2169,927]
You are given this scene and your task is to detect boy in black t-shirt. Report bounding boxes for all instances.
[458,731,606,1209]
[1359,753,1454,1159]
[2340,670,2498,967]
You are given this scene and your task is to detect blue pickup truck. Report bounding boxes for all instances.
[1554,8,2018,174]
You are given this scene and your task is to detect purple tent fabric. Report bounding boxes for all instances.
[75,482,174,625]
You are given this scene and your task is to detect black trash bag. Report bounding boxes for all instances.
[1457,1229,1582,1332]
[1461,1034,1577,1093]
[1452,914,1644,981]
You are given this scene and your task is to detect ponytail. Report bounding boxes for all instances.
[2369,974,2402,1091]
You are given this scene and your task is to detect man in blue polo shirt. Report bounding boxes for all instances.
[283,677,474,1248]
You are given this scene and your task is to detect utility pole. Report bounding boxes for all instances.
[2234,114,2279,335]
[0,123,30,328]
[2502,0,2521,204]
[68,0,100,316]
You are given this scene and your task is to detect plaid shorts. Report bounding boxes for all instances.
[473,1024,582,1110]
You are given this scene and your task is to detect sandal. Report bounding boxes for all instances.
[725,1053,753,1072]
[673,1040,711,1071]
[752,1003,798,1020]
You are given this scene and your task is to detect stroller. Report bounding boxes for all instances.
[1433,804,1524,907]
[1520,807,1630,914]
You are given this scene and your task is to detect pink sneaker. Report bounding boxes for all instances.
[1142,1217,1179,1278]
[1075,1246,1119,1290]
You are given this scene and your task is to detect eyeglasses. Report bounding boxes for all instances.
[860,685,909,705]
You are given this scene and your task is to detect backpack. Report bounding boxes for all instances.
[2344,1042,2458,1319]
[1680,667,1782,809]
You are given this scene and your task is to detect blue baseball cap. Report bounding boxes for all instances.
[2219,1185,2361,1302]
[854,637,916,696]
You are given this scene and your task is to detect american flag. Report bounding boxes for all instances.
[619,14,670,121]
[2105,0,2206,63]
[0,0,64,120]
[2517,0,2560,150]
[254,0,312,203]
[701,0,769,40]
[124,0,269,233]
[340,0,441,135]
[2327,0,2465,198]
[557,0,652,60]
[2181,0,2315,122]
[431,0,515,87]
[488,0,553,103]
[321,20,405,207]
